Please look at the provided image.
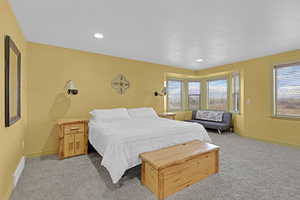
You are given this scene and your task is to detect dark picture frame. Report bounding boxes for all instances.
[5,35,21,127]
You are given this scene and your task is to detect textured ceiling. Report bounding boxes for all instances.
[9,0,300,70]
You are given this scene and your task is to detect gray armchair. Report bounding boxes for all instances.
[185,110,233,134]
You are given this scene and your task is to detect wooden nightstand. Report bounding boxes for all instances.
[158,112,176,120]
[57,119,88,159]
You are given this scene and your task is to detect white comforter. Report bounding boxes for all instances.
[89,118,211,183]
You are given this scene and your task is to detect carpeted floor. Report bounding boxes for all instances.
[11,132,300,200]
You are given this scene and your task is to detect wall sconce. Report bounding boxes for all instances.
[154,87,167,96]
[64,80,78,96]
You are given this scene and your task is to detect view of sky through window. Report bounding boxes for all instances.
[208,79,228,110]
[188,81,201,110]
[276,64,300,116]
[167,80,182,111]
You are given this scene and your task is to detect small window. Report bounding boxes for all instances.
[232,73,240,113]
[188,81,201,110]
[274,63,300,117]
[167,80,183,111]
[207,79,228,111]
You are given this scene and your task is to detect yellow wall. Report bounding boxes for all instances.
[26,42,195,157]
[196,50,300,148]
[25,43,300,158]
[0,0,28,199]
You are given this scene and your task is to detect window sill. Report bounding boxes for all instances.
[167,110,184,113]
[271,115,300,121]
[232,111,241,115]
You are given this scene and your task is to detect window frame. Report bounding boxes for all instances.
[273,62,300,118]
[232,72,241,114]
[206,77,229,111]
[187,81,201,111]
[166,79,184,112]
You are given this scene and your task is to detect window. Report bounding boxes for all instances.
[188,81,201,110]
[167,80,183,111]
[274,63,300,117]
[232,73,240,113]
[207,79,228,110]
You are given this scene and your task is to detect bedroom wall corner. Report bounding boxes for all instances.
[195,50,300,148]
[0,0,28,199]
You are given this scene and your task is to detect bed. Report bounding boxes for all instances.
[88,108,211,183]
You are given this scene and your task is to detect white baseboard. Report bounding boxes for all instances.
[13,156,25,187]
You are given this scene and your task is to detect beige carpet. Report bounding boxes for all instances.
[11,132,300,200]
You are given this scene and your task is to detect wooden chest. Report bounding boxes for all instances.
[139,140,219,200]
[57,119,88,159]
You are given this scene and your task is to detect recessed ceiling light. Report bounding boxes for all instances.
[196,58,203,62]
[94,33,104,39]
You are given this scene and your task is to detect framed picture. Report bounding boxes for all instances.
[5,36,21,127]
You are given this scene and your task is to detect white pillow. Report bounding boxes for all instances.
[127,107,159,119]
[89,108,130,122]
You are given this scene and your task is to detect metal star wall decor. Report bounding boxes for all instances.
[111,74,130,95]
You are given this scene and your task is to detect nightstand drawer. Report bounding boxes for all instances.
[64,123,84,134]
[159,112,176,120]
